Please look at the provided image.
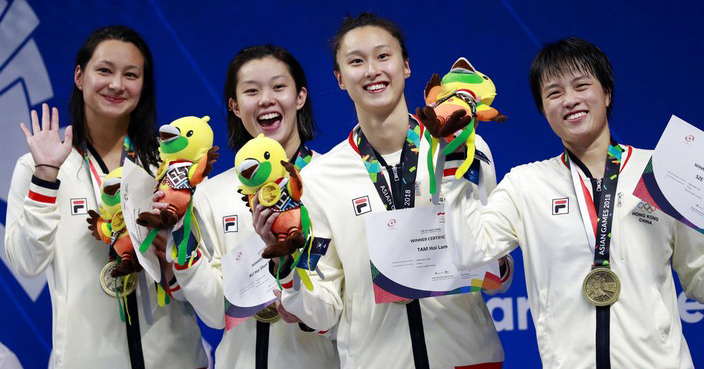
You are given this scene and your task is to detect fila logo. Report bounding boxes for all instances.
[70,198,87,215]
[352,196,371,216]
[552,198,569,215]
[223,215,238,233]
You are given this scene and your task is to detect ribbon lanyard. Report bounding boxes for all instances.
[293,144,313,171]
[564,141,624,266]
[349,115,423,211]
[77,137,135,206]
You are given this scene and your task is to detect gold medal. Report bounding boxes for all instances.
[100,260,137,297]
[253,303,281,324]
[393,299,413,305]
[258,182,282,207]
[112,211,125,232]
[582,267,621,306]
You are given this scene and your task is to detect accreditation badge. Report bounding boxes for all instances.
[100,260,137,297]
[582,267,621,306]
[253,302,281,323]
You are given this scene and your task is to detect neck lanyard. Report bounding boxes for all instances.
[348,115,423,211]
[77,137,135,205]
[348,115,431,369]
[293,144,313,171]
[563,141,624,266]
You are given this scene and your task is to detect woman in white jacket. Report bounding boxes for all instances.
[261,13,512,369]
[5,26,207,369]
[445,37,704,368]
[167,44,339,369]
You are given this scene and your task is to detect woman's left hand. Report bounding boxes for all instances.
[273,289,301,323]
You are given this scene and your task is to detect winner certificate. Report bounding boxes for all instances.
[365,205,502,303]
[222,234,277,329]
[634,115,704,233]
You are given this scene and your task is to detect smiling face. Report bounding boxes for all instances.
[540,70,611,150]
[230,56,306,153]
[75,39,144,122]
[334,26,410,118]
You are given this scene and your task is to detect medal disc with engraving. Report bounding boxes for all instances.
[258,183,282,207]
[253,303,281,323]
[112,211,125,231]
[582,267,621,306]
[100,260,137,297]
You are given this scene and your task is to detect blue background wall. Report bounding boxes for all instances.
[0,0,702,367]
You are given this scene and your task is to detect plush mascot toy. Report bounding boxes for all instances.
[235,134,314,290]
[87,167,140,278]
[137,116,219,265]
[416,57,507,195]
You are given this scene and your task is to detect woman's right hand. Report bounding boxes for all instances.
[251,195,279,246]
[19,103,73,182]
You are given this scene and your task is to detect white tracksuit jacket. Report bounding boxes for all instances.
[172,165,340,369]
[278,123,511,369]
[445,145,704,368]
[5,149,208,369]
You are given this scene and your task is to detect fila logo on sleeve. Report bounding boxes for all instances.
[223,215,238,233]
[352,196,371,216]
[552,198,569,215]
[70,198,88,215]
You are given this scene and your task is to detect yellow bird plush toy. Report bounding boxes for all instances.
[235,134,314,290]
[87,167,140,277]
[416,57,507,194]
[137,116,219,265]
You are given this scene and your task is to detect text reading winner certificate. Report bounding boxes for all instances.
[222,234,277,329]
[366,205,502,304]
[634,115,704,234]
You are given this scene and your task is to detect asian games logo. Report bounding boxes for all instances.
[0,0,54,301]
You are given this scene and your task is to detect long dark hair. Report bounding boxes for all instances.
[223,44,315,151]
[69,25,159,170]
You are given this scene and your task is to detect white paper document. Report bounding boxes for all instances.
[365,205,500,302]
[222,234,277,312]
[121,159,161,282]
[634,115,704,233]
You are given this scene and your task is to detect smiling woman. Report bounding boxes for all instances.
[268,12,512,369]
[4,25,207,369]
[169,44,339,369]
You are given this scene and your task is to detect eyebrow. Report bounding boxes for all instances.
[344,44,391,57]
[541,73,587,92]
[95,60,142,70]
[240,75,288,85]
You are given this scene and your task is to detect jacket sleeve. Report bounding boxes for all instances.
[277,179,344,332]
[171,189,226,329]
[671,220,704,303]
[442,135,515,293]
[4,156,59,277]
[445,162,522,271]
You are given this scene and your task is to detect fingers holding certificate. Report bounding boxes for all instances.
[634,115,704,234]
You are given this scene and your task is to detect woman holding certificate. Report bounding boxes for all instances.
[167,45,339,368]
[444,37,704,368]
[262,13,512,369]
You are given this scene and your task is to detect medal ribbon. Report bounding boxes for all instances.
[564,141,624,267]
[348,115,423,210]
[78,137,147,368]
[348,115,430,369]
[564,140,626,369]
[77,136,136,208]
